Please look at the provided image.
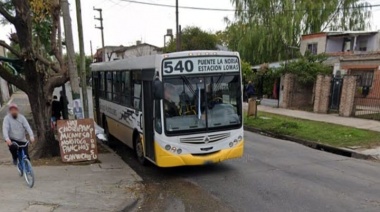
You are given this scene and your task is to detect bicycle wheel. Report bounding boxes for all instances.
[17,160,23,177]
[23,159,34,188]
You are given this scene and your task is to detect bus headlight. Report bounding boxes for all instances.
[165,144,183,154]
[165,145,171,150]
[229,136,243,148]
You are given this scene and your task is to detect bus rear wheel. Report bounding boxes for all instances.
[135,135,147,165]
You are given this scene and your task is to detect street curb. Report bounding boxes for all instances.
[244,126,374,161]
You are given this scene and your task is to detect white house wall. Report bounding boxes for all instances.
[300,36,327,55]
[0,45,11,104]
[123,45,161,58]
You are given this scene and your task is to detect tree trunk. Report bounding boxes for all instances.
[61,0,81,100]
[28,87,59,158]
[24,62,60,158]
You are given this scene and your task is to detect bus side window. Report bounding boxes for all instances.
[106,72,113,101]
[113,72,122,103]
[122,71,132,107]
[132,71,142,111]
[133,83,142,110]
[99,72,105,98]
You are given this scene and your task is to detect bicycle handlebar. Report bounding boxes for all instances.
[11,141,29,148]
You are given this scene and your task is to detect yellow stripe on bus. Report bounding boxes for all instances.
[154,141,244,167]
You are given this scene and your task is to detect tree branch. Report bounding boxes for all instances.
[35,54,60,73]
[50,1,64,69]
[44,72,69,96]
[321,1,343,32]
[0,64,27,92]
[0,3,15,24]
[0,40,20,58]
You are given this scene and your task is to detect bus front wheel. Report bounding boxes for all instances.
[135,135,147,165]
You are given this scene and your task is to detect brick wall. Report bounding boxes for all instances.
[339,76,357,117]
[280,73,314,109]
[313,75,332,113]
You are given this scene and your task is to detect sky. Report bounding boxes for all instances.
[1,0,380,55]
[0,0,235,54]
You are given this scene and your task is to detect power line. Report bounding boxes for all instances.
[115,0,380,12]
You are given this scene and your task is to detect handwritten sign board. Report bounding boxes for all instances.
[57,119,98,163]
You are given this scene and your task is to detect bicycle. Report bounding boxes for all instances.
[12,141,35,188]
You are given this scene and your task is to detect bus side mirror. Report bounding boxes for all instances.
[153,79,163,100]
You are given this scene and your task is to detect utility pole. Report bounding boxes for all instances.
[58,15,68,120]
[178,25,182,51]
[94,7,105,60]
[90,40,94,59]
[175,0,180,51]
[76,0,89,118]
[62,0,81,107]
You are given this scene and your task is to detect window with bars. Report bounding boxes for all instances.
[352,70,374,87]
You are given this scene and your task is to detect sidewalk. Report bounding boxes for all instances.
[0,92,143,212]
[244,103,380,132]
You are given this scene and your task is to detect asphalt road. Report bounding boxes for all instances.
[180,131,380,212]
[117,131,380,212]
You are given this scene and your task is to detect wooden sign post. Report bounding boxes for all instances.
[57,119,98,162]
[247,98,257,118]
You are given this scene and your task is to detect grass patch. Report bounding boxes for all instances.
[245,112,380,148]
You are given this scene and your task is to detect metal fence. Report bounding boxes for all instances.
[353,74,380,121]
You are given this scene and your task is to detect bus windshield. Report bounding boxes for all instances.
[163,74,242,134]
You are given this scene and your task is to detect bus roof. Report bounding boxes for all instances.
[91,55,158,71]
[90,50,240,72]
[163,50,239,58]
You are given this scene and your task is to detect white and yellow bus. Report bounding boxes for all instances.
[91,51,244,167]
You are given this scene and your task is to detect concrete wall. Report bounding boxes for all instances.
[0,45,10,104]
[363,34,379,51]
[313,75,332,113]
[123,45,162,58]
[300,35,327,55]
[339,76,357,117]
[326,38,343,53]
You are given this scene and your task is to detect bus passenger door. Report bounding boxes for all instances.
[142,80,155,161]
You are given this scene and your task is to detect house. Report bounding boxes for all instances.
[94,41,163,62]
[300,31,380,74]
[300,31,380,109]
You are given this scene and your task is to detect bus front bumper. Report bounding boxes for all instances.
[155,141,244,167]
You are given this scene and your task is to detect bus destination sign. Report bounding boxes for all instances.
[162,56,240,75]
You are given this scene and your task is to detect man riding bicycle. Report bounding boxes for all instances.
[2,104,35,165]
